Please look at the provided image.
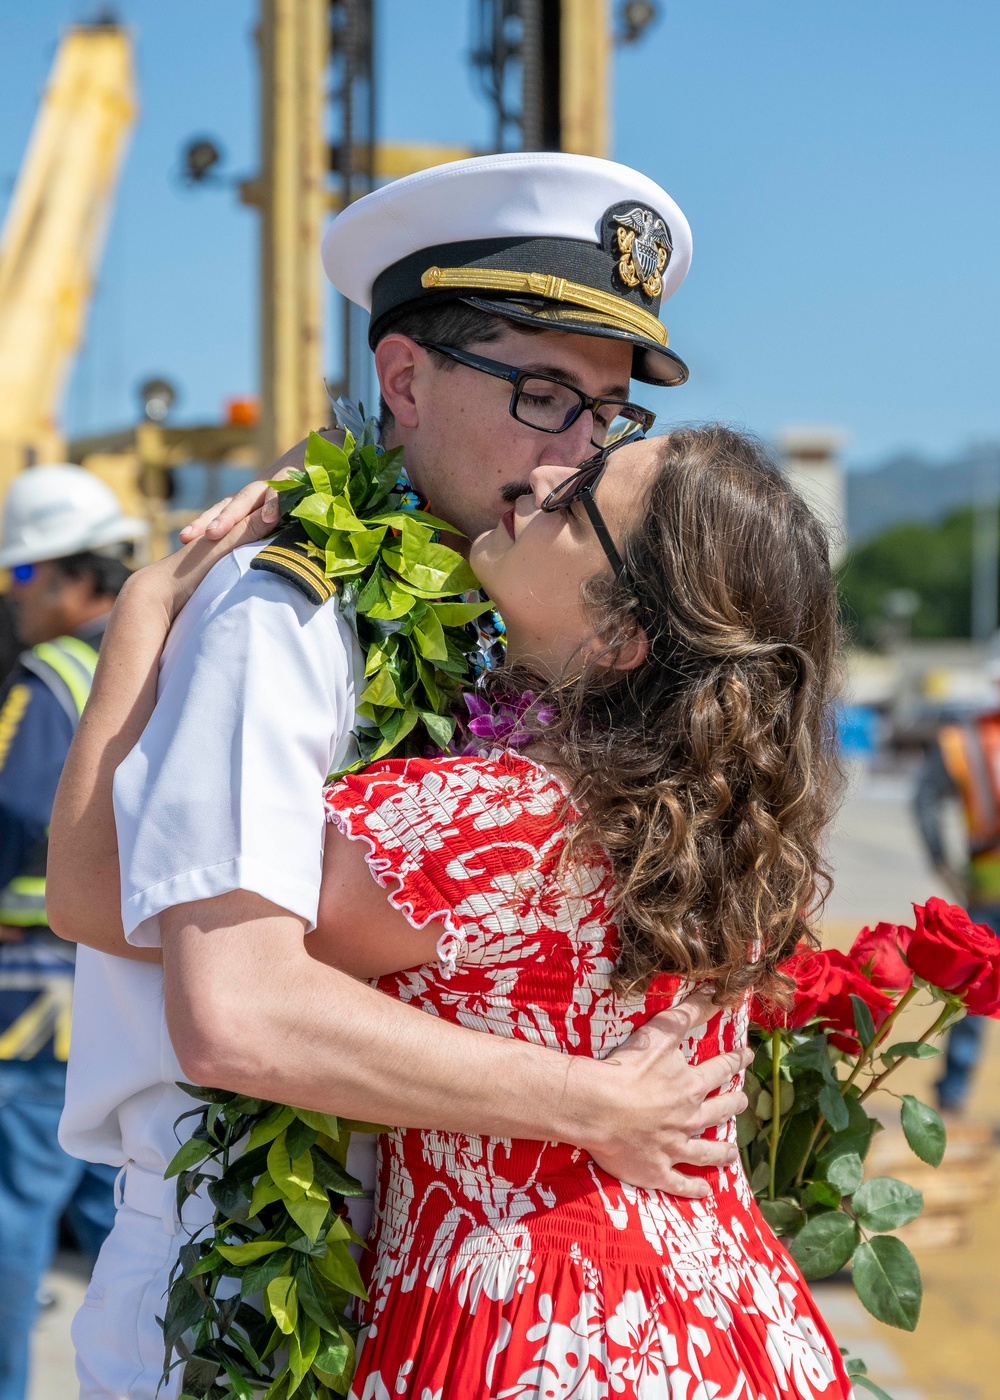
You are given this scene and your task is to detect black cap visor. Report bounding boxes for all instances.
[462,294,689,387]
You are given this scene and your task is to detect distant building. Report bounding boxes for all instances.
[778,428,847,568]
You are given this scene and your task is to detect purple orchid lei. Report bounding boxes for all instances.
[454,689,556,755]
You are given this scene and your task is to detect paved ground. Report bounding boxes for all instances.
[25,763,1000,1399]
[28,1252,88,1399]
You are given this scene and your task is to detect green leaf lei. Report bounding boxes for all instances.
[275,422,492,775]
[161,418,492,1399]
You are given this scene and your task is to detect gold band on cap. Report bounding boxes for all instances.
[420,266,668,347]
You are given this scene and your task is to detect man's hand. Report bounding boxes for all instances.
[179,428,346,544]
[577,990,751,1196]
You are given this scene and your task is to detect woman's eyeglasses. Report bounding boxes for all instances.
[411,339,656,450]
[540,441,634,587]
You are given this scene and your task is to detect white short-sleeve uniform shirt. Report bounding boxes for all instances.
[60,541,366,1183]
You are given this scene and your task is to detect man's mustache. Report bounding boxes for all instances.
[500,481,533,505]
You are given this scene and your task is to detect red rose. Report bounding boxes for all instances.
[790,949,895,1053]
[963,958,1000,1017]
[749,947,811,1032]
[850,922,913,992]
[907,899,1000,1004]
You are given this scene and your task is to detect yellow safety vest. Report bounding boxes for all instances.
[939,711,1000,901]
[0,635,98,926]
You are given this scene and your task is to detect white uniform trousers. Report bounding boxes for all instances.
[72,1163,214,1400]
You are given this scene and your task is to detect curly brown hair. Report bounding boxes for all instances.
[495,425,842,1001]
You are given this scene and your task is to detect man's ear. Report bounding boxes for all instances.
[374,335,422,430]
[582,622,649,673]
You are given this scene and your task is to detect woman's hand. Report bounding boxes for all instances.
[179,428,346,544]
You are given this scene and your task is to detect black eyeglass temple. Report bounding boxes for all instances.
[580,488,630,586]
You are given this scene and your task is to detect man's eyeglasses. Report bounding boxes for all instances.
[411,339,656,450]
[540,439,634,588]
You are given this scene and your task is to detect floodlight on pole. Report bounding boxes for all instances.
[618,0,659,44]
[138,377,177,423]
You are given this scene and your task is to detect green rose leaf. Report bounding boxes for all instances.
[851,994,877,1050]
[758,1197,805,1237]
[735,1109,759,1148]
[852,1176,923,1232]
[788,1211,859,1280]
[804,1179,844,1210]
[900,1094,947,1167]
[881,1041,941,1063]
[852,1235,922,1330]
[824,1151,864,1196]
[818,1082,850,1133]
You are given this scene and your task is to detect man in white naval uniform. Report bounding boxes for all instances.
[53,154,748,1398]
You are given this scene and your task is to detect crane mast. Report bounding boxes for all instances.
[0,20,135,491]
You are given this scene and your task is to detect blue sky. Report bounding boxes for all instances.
[1,0,998,468]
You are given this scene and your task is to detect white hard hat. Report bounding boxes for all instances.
[0,464,149,569]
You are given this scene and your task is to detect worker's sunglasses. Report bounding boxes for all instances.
[10,564,35,583]
[540,438,635,587]
[411,340,656,450]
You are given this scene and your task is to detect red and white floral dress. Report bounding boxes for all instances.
[325,753,854,1400]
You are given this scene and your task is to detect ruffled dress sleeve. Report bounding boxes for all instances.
[323,757,476,977]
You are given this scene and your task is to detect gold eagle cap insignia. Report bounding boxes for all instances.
[613,208,673,298]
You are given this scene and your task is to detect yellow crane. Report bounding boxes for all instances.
[0,19,136,493]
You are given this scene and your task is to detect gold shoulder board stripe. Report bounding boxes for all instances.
[251,534,336,606]
[420,266,669,347]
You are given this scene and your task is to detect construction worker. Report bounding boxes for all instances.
[0,465,147,1400]
[914,682,1000,1113]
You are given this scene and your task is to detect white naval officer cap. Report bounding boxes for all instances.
[321,151,693,388]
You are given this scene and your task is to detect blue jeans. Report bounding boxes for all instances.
[936,907,1000,1112]
[0,1059,117,1400]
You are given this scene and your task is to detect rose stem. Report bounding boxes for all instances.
[768,1030,782,1200]
[840,984,920,1097]
[794,985,921,1185]
[858,1001,956,1105]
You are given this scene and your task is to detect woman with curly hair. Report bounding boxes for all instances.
[55,425,852,1398]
